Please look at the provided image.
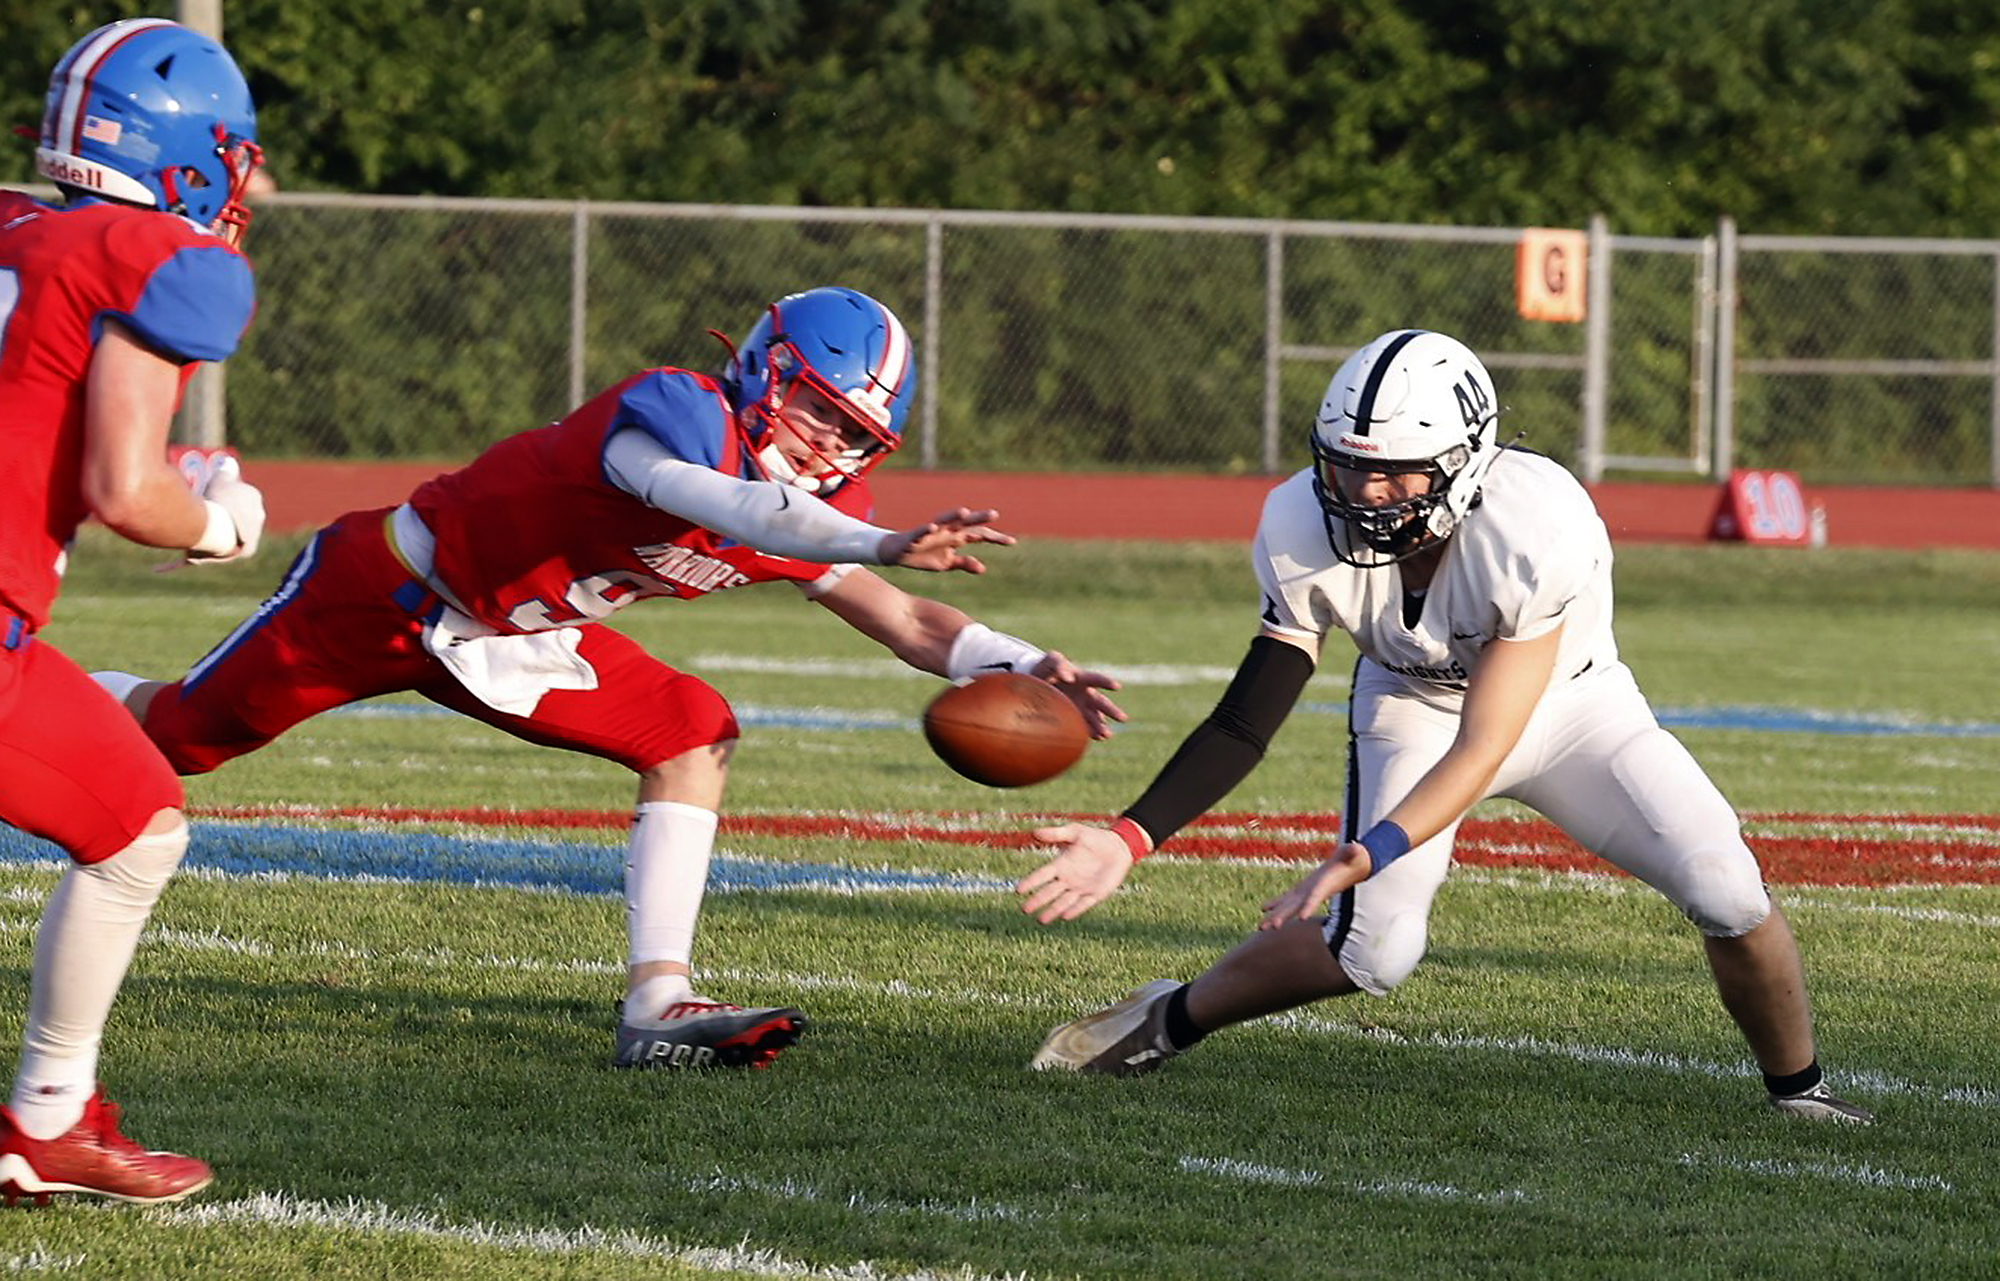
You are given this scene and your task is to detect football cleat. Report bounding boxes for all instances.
[1030,979,1181,1076]
[613,996,807,1070]
[1767,1080,1875,1124]
[0,1087,212,1206]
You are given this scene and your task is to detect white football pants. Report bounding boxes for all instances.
[1325,659,1771,995]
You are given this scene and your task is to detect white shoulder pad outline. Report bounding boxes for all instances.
[1250,469,1333,641]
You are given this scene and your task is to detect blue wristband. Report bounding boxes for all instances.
[1356,820,1411,876]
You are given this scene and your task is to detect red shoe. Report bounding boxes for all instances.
[0,1087,212,1206]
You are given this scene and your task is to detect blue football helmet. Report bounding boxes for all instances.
[35,18,262,243]
[728,287,915,493]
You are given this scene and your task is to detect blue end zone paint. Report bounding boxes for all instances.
[1653,707,2000,738]
[0,824,1009,896]
[1298,701,2000,738]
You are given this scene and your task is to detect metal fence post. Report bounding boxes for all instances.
[1579,214,1611,482]
[569,202,588,408]
[1713,217,1738,475]
[1991,251,2000,487]
[174,0,227,450]
[1263,228,1284,473]
[1692,233,1718,477]
[923,217,943,470]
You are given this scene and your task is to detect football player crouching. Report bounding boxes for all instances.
[1018,328,1872,1124]
[96,287,1125,1073]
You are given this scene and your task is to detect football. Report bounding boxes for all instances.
[922,673,1089,788]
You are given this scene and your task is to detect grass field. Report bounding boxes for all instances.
[0,531,1997,1279]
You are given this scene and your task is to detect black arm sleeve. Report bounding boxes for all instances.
[1122,634,1316,849]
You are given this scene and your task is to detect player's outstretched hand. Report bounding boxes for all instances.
[1257,842,1372,930]
[1017,824,1135,923]
[878,508,1014,574]
[1027,650,1126,739]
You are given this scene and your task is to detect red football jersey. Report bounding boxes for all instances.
[0,193,255,627]
[410,368,877,634]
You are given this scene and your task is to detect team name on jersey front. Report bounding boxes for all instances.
[501,542,765,631]
[637,544,753,594]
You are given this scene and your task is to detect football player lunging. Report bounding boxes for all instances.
[1018,328,1871,1123]
[99,286,1124,1072]
[0,20,269,1205]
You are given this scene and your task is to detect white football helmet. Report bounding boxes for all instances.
[1308,329,1502,567]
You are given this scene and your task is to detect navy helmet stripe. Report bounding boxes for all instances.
[1349,329,1427,437]
[1321,651,1368,960]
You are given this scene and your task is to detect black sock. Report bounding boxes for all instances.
[1163,983,1209,1052]
[1763,1060,1823,1097]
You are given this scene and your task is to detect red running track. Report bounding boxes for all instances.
[243,463,2000,551]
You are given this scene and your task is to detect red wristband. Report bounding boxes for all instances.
[1110,816,1153,862]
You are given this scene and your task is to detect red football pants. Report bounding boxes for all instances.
[0,630,182,863]
[142,509,739,776]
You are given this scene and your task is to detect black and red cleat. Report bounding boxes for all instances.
[614,997,807,1069]
[0,1087,212,1205]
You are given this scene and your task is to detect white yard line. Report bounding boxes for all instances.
[1178,1155,1530,1203]
[1177,1155,1322,1187]
[0,1245,87,1273]
[0,857,1991,1110]
[1274,1014,2000,1108]
[1457,865,2000,905]
[685,1170,1040,1223]
[18,889,1996,1110]
[1676,1152,1953,1193]
[152,1191,1033,1280]
[1779,895,2000,929]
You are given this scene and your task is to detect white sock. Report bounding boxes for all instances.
[10,822,188,1140]
[624,801,718,972]
[90,670,146,709]
[624,973,696,1022]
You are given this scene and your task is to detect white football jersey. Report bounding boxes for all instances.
[1253,449,1617,700]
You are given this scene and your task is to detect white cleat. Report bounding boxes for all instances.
[1031,980,1181,1076]
[1768,1081,1875,1124]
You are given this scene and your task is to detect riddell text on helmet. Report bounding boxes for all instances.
[37,155,105,190]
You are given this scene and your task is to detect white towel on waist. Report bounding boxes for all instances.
[422,606,598,717]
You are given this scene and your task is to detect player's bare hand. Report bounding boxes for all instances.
[1257,842,1371,930]
[879,508,1015,574]
[1026,651,1126,739]
[1017,824,1135,923]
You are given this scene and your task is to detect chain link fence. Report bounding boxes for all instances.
[1720,227,2000,486]
[205,193,2000,488]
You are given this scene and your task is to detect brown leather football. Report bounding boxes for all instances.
[922,673,1089,788]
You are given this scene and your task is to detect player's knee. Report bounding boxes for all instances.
[672,675,740,749]
[154,738,228,776]
[132,684,252,776]
[90,670,150,714]
[89,815,190,898]
[139,806,185,837]
[1676,847,1771,938]
[641,737,736,784]
[1330,910,1428,995]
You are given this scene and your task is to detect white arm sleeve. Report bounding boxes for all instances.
[605,427,889,564]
